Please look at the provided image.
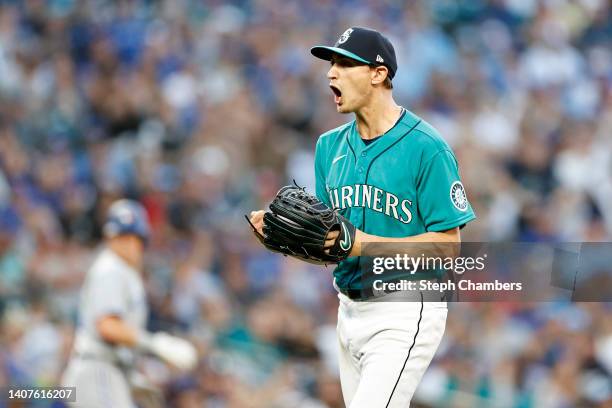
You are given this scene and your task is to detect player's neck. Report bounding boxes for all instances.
[354,93,402,140]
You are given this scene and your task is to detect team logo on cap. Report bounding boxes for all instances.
[450,181,468,211]
[337,28,353,44]
[117,207,135,225]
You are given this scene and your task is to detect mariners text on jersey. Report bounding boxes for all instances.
[314,108,476,290]
[327,184,413,224]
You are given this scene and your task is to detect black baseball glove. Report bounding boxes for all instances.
[246,183,356,264]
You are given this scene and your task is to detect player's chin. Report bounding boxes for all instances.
[336,103,352,114]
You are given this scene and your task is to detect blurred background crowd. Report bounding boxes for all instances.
[0,0,611,407]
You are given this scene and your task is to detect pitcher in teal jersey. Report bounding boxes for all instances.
[249,27,475,407]
[315,104,476,290]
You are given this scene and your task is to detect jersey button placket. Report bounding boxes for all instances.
[356,152,368,183]
[354,146,368,183]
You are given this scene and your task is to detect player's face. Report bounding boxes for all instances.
[109,234,145,269]
[127,235,145,270]
[327,56,374,113]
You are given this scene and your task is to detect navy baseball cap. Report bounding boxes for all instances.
[103,199,151,243]
[311,27,398,79]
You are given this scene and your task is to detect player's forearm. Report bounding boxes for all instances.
[97,316,197,370]
[96,316,140,347]
[350,227,460,257]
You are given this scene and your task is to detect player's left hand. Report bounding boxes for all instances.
[249,210,265,236]
[247,184,357,264]
[251,209,343,254]
[325,230,340,249]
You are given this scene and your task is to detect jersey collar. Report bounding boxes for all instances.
[348,108,421,157]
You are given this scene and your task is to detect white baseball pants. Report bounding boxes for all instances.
[336,292,447,407]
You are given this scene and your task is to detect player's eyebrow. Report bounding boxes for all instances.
[331,56,366,67]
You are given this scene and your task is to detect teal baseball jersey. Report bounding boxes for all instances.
[314,109,476,290]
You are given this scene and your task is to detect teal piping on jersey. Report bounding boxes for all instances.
[316,109,475,290]
[360,117,421,229]
[349,116,422,290]
[310,46,372,65]
[326,109,421,290]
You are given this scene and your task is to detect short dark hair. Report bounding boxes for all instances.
[383,76,393,89]
[372,65,393,89]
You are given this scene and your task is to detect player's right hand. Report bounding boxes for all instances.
[146,332,198,371]
[249,210,265,236]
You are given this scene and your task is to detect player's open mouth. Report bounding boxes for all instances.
[330,85,342,105]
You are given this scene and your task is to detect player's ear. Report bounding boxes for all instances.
[371,66,389,86]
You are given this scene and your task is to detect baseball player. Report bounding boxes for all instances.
[61,199,197,408]
[250,27,475,407]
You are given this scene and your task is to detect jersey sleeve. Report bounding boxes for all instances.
[417,150,476,232]
[88,267,127,319]
[314,137,332,207]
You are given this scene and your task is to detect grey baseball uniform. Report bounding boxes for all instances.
[61,248,147,408]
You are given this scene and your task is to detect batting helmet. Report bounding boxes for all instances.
[103,199,151,243]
